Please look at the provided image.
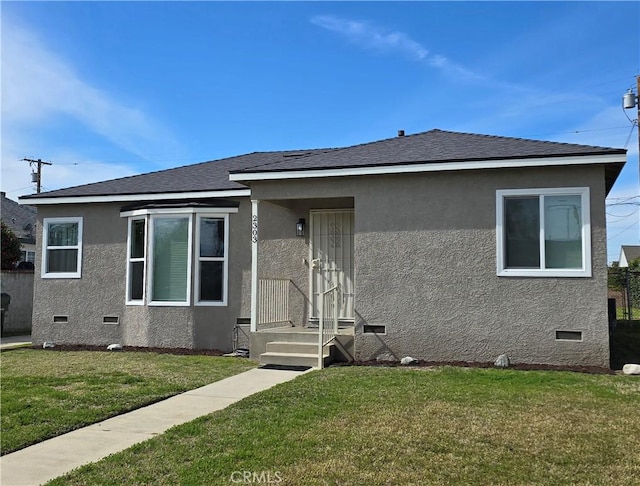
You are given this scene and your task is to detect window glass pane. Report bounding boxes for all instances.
[544,195,582,269]
[130,261,144,300]
[47,249,78,273]
[200,218,224,257]
[130,220,145,258]
[48,223,78,246]
[152,218,189,302]
[504,197,540,268]
[200,261,223,301]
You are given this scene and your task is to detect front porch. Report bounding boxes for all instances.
[248,197,356,368]
[251,326,355,368]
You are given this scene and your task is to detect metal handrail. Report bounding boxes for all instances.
[318,283,340,369]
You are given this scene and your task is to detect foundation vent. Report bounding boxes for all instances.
[53,315,68,324]
[555,330,582,341]
[103,316,120,325]
[363,324,387,335]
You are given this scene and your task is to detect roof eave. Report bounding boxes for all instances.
[229,153,627,182]
[18,189,251,206]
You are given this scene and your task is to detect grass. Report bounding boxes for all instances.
[48,366,640,486]
[0,349,256,454]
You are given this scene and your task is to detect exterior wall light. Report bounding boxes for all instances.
[296,218,305,237]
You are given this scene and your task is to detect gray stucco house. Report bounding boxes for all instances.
[20,129,627,368]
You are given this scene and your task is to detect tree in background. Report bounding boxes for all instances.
[1,222,21,270]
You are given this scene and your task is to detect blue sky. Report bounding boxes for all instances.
[1,1,639,262]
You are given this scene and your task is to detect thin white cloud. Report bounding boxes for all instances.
[311,15,428,61]
[1,21,181,163]
[311,14,482,82]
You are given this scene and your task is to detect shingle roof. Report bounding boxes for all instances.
[20,129,625,201]
[1,193,37,243]
[233,129,626,174]
[20,150,328,200]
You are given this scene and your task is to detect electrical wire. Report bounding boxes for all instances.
[607,220,639,241]
[606,206,639,217]
[623,120,638,149]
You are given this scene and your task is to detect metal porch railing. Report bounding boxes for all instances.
[258,278,290,329]
[318,283,340,369]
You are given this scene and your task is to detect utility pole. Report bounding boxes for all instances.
[21,158,52,194]
[622,75,640,241]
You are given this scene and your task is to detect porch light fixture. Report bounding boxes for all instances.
[296,218,305,237]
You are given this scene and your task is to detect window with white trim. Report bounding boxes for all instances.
[122,206,233,306]
[126,218,146,303]
[496,188,591,277]
[150,215,192,305]
[42,217,83,278]
[196,215,228,305]
[20,250,36,263]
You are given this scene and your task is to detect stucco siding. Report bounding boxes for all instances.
[32,199,252,351]
[32,203,126,346]
[252,164,610,367]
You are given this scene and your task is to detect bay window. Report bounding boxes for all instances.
[496,187,591,277]
[121,205,232,306]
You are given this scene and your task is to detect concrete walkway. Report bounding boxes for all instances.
[1,366,308,486]
[0,335,32,350]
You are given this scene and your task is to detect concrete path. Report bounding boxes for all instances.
[1,366,308,486]
[0,335,32,350]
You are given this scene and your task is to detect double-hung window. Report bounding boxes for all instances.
[122,206,233,306]
[196,215,229,305]
[126,218,146,303]
[42,217,83,278]
[496,187,591,277]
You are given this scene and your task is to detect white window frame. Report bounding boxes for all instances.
[195,214,229,306]
[496,187,591,278]
[148,214,193,307]
[42,217,83,279]
[121,207,236,307]
[21,250,36,263]
[125,217,146,305]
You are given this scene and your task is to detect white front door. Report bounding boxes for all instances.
[310,210,354,320]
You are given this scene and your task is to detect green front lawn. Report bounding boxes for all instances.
[0,349,256,454]
[50,366,640,485]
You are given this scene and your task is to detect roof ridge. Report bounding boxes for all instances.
[431,128,625,151]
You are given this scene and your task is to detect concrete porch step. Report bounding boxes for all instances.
[260,341,334,368]
[260,351,330,368]
[266,341,330,355]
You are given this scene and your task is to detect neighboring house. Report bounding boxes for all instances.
[1,192,37,264]
[619,245,640,267]
[20,129,626,367]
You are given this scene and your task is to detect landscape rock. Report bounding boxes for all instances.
[107,344,123,351]
[494,354,510,369]
[42,342,55,349]
[400,356,418,365]
[375,352,395,362]
[622,364,640,375]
